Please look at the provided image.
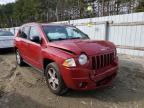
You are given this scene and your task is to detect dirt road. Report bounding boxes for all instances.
[0,50,144,108]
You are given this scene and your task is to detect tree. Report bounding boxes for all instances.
[0,0,143,28]
[135,0,144,12]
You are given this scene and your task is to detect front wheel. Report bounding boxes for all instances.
[45,62,68,95]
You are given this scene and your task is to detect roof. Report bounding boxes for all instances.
[22,22,74,27]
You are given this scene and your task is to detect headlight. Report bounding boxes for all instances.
[78,54,88,65]
[63,58,76,67]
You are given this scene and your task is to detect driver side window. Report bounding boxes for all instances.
[29,26,40,40]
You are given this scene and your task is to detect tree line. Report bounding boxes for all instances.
[0,0,144,28]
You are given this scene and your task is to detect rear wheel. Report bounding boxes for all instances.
[16,49,24,66]
[45,62,68,95]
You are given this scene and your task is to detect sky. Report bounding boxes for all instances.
[0,0,15,4]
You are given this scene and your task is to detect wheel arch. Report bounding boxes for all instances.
[43,58,55,75]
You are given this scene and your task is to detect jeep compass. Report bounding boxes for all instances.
[15,23,118,95]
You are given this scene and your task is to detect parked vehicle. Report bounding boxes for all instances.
[15,23,118,95]
[0,31,14,49]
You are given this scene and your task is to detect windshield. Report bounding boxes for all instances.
[42,25,89,41]
[0,31,14,36]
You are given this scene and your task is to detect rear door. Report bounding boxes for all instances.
[18,26,30,61]
[26,26,42,69]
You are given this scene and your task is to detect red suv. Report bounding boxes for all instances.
[15,23,118,95]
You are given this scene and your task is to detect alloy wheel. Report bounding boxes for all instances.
[47,68,59,90]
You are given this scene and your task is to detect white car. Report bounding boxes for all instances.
[0,31,14,49]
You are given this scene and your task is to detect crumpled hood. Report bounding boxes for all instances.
[48,39,116,56]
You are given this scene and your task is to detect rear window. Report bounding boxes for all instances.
[0,31,14,36]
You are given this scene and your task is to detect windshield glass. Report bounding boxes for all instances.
[0,31,14,36]
[42,25,89,41]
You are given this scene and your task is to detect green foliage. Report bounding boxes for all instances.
[0,3,14,27]
[0,0,144,28]
[135,0,144,12]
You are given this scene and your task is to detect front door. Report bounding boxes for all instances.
[26,26,42,70]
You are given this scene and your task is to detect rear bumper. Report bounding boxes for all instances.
[0,40,14,48]
[60,65,118,90]
[0,47,14,49]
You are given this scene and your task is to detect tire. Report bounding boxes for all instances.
[45,62,68,95]
[16,49,24,66]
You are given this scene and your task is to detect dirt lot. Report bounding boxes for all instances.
[0,49,144,108]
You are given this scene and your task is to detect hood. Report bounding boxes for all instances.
[48,39,116,56]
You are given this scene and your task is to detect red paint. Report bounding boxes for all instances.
[15,23,118,90]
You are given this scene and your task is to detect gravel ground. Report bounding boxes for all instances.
[0,49,144,108]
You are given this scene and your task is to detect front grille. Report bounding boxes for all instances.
[92,52,114,70]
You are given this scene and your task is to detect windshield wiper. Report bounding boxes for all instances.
[50,37,81,42]
[68,37,81,39]
[50,38,67,41]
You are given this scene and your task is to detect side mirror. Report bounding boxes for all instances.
[30,36,41,44]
